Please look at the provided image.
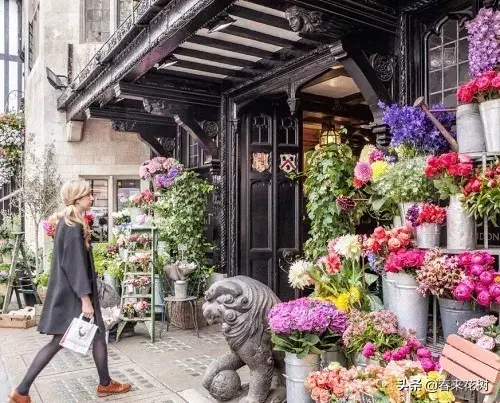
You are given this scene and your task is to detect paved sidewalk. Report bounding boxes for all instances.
[0,323,248,403]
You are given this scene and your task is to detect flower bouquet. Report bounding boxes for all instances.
[457,71,500,104]
[406,203,446,248]
[129,253,151,272]
[458,315,500,352]
[112,209,131,226]
[424,153,474,199]
[462,159,500,224]
[268,297,347,358]
[307,234,382,312]
[42,213,61,238]
[134,300,149,318]
[139,157,184,190]
[122,302,135,319]
[139,276,151,295]
[384,249,426,277]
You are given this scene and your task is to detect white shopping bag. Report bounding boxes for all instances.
[59,314,98,355]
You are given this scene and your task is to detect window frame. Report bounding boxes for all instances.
[80,0,111,44]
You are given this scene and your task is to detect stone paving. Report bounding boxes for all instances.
[0,323,249,403]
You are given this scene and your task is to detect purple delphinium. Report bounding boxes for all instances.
[268,297,347,336]
[405,203,421,228]
[466,8,500,78]
[378,101,456,155]
[367,252,383,274]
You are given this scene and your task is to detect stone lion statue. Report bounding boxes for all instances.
[202,276,285,403]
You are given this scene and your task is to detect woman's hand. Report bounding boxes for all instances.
[81,295,94,319]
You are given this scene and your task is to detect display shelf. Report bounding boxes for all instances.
[116,226,157,343]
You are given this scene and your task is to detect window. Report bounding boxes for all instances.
[83,0,110,43]
[117,0,139,26]
[427,19,469,107]
[89,179,109,242]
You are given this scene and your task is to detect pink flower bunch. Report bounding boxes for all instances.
[364,226,414,256]
[458,315,500,352]
[377,337,440,373]
[139,157,184,181]
[453,251,499,307]
[457,70,500,104]
[354,161,373,183]
[42,213,63,238]
[129,189,155,208]
[384,249,425,275]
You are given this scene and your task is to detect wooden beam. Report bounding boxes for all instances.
[228,5,291,31]
[174,47,255,68]
[186,35,275,59]
[301,99,373,121]
[85,106,176,126]
[220,25,298,49]
[172,60,255,79]
[341,92,364,104]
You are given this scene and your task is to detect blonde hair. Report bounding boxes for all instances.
[60,179,92,248]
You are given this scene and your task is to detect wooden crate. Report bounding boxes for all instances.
[0,314,36,329]
[167,298,208,329]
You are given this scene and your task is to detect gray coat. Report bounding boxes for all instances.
[38,220,105,335]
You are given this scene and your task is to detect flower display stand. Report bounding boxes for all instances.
[116,226,157,343]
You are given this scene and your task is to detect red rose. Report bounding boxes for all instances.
[492,75,500,90]
[477,76,491,91]
[426,155,440,168]
[458,86,474,104]
[484,70,497,80]
[447,164,460,176]
[466,78,478,93]
[457,163,473,176]
[471,179,482,193]
[424,166,438,178]
[458,154,472,164]
[438,152,458,168]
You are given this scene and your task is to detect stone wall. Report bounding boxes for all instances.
[22,0,150,252]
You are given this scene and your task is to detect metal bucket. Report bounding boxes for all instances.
[385,273,429,343]
[284,352,320,403]
[174,280,188,299]
[320,345,346,368]
[393,216,402,228]
[479,98,500,152]
[446,195,476,250]
[439,298,486,340]
[398,202,419,226]
[457,103,485,153]
[382,275,392,310]
[351,352,380,367]
[416,223,441,248]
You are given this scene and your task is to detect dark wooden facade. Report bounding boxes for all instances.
[57,0,499,300]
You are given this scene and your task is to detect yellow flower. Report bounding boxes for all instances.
[371,160,390,181]
[359,144,377,162]
[334,292,351,312]
[495,276,500,283]
[427,372,445,382]
[435,390,455,403]
[349,286,361,303]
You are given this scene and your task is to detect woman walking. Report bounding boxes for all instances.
[9,179,131,403]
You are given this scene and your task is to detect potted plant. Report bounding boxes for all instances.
[268,297,347,403]
[0,268,9,297]
[416,249,491,339]
[134,300,149,318]
[119,189,155,224]
[465,7,500,152]
[383,248,428,342]
[406,203,446,248]
[139,276,151,295]
[425,152,476,249]
[0,240,14,264]
[462,159,500,225]
[342,310,403,367]
[122,302,136,319]
[139,157,184,191]
[34,269,50,303]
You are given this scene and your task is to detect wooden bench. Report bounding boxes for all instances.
[440,334,500,403]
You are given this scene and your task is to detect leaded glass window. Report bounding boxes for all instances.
[84,0,110,43]
[427,19,469,107]
[118,0,139,26]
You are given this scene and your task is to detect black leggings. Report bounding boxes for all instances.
[16,331,111,396]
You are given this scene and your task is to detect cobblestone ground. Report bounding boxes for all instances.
[0,323,249,403]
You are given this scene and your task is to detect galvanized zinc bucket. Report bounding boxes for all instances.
[439,298,486,340]
[479,98,500,152]
[446,195,476,250]
[284,352,320,403]
[385,273,429,343]
[321,345,347,368]
[456,103,485,153]
[416,223,441,248]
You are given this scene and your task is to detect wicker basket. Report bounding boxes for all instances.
[167,298,208,329]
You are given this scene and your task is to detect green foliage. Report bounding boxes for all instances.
[302,142,365,260]
[371,156,436,204]
[35,269,50,287]
[463,187,500,225]
[0,240,13,254]
[154,171,214,297]
[187,265,215,298]
[92,243,108,276]
[0,211,21,239]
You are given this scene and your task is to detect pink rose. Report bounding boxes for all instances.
[387,238,401,251]
[477,76,491,91]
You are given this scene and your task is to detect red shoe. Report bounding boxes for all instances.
[97,379,131,397]
[8,391,31,403]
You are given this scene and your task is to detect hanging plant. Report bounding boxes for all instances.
[301,139,365,261]
[0,112,24,186]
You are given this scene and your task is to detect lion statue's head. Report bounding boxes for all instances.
[203,276,281,351]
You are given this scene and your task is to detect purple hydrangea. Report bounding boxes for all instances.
[378,101,456,155]
[268,297,347,336]
[466,8,500,78]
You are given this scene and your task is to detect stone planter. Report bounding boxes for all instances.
[416,223,441,248]
[320,345,346,368]
[439,298,486,340]
[457,103,485,153]
[284,352,320,403]
[384,272,429,343]
[446,195,476,250]
[479,98,500,152]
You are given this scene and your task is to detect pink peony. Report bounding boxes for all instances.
[354,162,373,183]
[362,342,377,358]
[453,283,473,301]
[472,253,486,265]
[489,283,500,298]
[480,271,495,285]
[470,264,485,276]
[420,357,436,372]
[382,351,392,361]
[416,347,432,358]
[477,290,492,307]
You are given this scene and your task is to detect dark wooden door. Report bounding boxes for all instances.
[239,99,301,301]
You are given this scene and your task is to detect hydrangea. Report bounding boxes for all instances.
[476,335,496,350]
[466,8,500,77]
